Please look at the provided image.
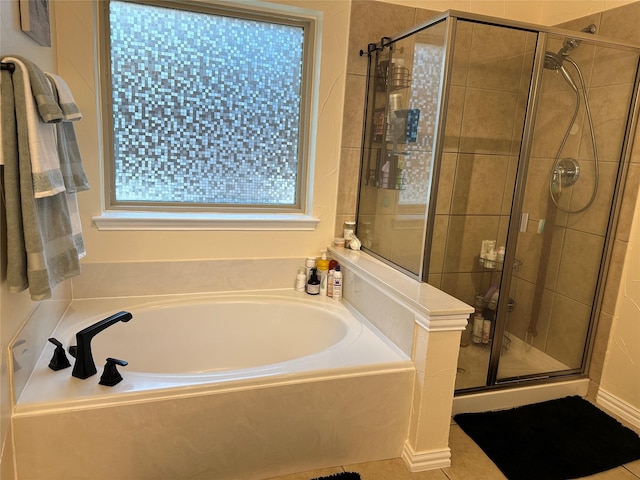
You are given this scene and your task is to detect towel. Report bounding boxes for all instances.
[1,60,82,300]
[45,73,89,193]
[46,72,89,258]
[1,56,65,198]
[45,73,82,121]
[12,56,63,123]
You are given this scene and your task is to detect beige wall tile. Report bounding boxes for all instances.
[429,214,450,274]
[582,83,637,163]
[530,89,583,159]
[459,88,519,155]
[556,229,605,305]
[451,154,511,215]
[443,86,465,152]
[441,272,492,305]
[337,147,363,217]
[564,160,620,235]
[600,2,640,44]
[435,152,457,214]
[451,19,473,87]
[545,294,592,368]
[341,74,367,149]
[348,1,418,76]
[592,45,639,88]
[466,23,535,92]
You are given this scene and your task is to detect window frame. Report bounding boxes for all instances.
[95,0,319,229]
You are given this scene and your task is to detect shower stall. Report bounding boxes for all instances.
[356,11,640,393]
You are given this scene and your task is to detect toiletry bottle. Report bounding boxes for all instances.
[482,318,491,344]
[295,268,306,293]
[317,251,329,296]
[332,265,342,300]
[497,246,505,267]
[305,257,316,282]
[327,259,338,297]
[306,268,320,295]
[485,248,497,269]
[472,314,483,344]
[343,221,356,242]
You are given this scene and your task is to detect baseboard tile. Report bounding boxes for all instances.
[596,388,640,430]
[401,442,451,472]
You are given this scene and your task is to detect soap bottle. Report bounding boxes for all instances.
[332,265,342,300]
[306,268,320,295]
[317,251,329,296]
[295,268,306,293]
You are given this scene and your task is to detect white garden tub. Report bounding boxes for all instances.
[12,289,415,480]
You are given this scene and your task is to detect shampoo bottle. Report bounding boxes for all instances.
[317,251,329,296]
[332,265,342,300]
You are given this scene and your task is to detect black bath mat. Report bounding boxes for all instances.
[311,473,360,480]
[454,395,640,480]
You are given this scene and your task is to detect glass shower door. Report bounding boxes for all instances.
[495,33,640,382]
[431,19,538,391]
[358,19,449,277]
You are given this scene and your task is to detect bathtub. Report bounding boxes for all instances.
[12,289,415,480]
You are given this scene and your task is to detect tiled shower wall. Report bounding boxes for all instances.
[337,0,640,385]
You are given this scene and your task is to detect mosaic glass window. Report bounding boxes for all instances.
[108,1,306,207]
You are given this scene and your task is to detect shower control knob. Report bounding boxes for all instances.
[99,357,128,387]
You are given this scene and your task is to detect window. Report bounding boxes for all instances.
[100,0,314,220]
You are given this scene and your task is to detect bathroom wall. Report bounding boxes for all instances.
[600,166,640,415]
[579,2,640,419]
[54,0,350,264]
[0,1,73,478]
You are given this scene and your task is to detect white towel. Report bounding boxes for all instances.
[3,57,65,198]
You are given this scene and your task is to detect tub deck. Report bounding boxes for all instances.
[14,289,412,415]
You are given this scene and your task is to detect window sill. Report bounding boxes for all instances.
[92,211,320,231]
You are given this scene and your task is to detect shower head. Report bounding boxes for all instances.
[544,51,579,93]
[543,51,564,70]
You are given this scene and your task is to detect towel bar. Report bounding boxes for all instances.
[1,62,15,73]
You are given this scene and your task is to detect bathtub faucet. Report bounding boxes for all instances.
[69,311,133,379]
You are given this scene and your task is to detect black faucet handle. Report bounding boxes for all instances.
[47,338,71,371]
[99,357,128,387]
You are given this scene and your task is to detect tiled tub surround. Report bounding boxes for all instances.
[10,253,472,479]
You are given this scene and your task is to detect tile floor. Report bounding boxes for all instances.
[268,417,640,480]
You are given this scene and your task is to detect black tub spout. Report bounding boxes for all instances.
[70,311,132,379]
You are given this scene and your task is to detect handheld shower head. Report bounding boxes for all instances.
[543,51,564,70]
[544,51,579,93]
